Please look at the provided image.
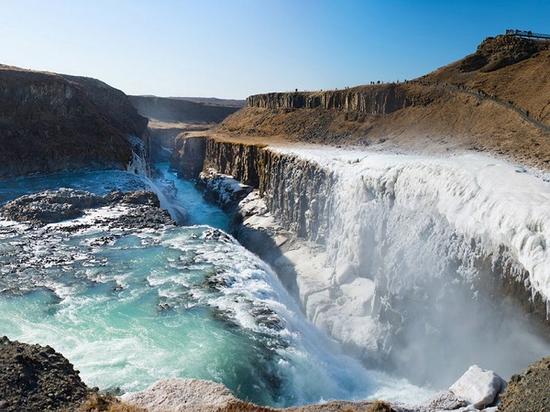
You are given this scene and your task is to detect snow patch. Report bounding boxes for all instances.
[449,365,505,409]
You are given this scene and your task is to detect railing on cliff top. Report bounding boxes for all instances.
[505,29,550,40]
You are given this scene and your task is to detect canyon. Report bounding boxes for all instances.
[0,33,549,412]
[166,34,550,410]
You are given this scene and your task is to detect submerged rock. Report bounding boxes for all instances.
[0,336,88,412]
[448,365,505,409]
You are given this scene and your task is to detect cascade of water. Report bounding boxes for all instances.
[272,147,550,386]
[126,135,149,176]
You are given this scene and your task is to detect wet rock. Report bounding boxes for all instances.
[0,336,88,411]
[0,188,173,228]
[105,190,161,207]
[199,168,254,210]
[202,228,234,242]
[1,188,105,224]
[449,365,505,409]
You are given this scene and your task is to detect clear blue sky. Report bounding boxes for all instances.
[0,0,548,99]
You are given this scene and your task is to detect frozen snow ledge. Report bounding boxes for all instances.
[199,143,550,386]
[271,146,550,307]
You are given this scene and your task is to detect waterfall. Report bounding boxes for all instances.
[126,135,149,176]
[270,146,550,387]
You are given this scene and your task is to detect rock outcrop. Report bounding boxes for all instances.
[0,65,149,177]
[0,188,171,228]
[498,356,550,412]
[0,336,89,412]
[247,83,418,115]
[459,35,546,73]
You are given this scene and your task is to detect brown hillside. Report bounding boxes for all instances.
[218,35,550,170]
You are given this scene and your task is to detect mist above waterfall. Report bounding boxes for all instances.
[272,146,550,387]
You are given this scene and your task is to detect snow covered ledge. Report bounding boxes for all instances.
[200,144,550,386]
[269,146,550,306]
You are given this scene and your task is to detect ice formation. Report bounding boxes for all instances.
[269,146,550,384]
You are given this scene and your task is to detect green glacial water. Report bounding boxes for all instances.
[0,163,432,407]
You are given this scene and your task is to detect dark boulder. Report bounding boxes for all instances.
[0,336,89,412]
[0,188,173,228]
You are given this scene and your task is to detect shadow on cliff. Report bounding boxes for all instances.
[233,218,301,302]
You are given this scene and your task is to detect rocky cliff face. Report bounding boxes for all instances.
[247,83,419,115]
[171,136,207,178]
[220,36,550,170]
[173,137,334,242]
[130,95,240,123]
[0,65,149,177]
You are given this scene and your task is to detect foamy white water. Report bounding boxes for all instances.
[271,145,550,385]
[0,166,434,407]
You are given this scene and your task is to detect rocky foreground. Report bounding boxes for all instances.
[0,336,548,412]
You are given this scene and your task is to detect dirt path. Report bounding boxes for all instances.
[415,79,550,133]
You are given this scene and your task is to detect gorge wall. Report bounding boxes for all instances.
[0,65,149,177]
[172,134,550,386]
[246,83,422,114]
[130,95,241,124]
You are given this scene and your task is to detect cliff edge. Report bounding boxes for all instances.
[0,65,149,177]
[218,35,550,170]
